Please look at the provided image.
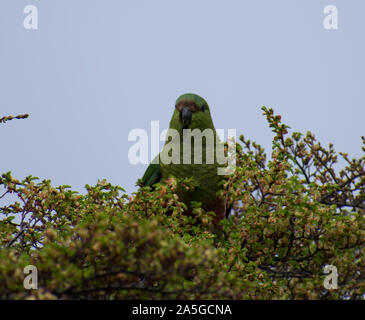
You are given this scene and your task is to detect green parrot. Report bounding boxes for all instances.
[141,93,230,226]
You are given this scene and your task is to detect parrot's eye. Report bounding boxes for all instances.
[201,105,206,112]
[175,105,182,112]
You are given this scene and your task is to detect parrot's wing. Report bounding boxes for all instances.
[141,156,162,188]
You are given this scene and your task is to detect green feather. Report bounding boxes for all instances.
[141,156,161,188]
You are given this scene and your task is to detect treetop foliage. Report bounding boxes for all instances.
[0,109,364,299]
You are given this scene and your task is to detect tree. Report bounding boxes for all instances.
[0,108,363,299]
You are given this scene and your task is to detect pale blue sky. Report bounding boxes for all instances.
[1,1,364,195]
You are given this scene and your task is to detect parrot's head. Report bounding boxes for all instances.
[173,93,213,131]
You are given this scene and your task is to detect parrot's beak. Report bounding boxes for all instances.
[180,106,192,129]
